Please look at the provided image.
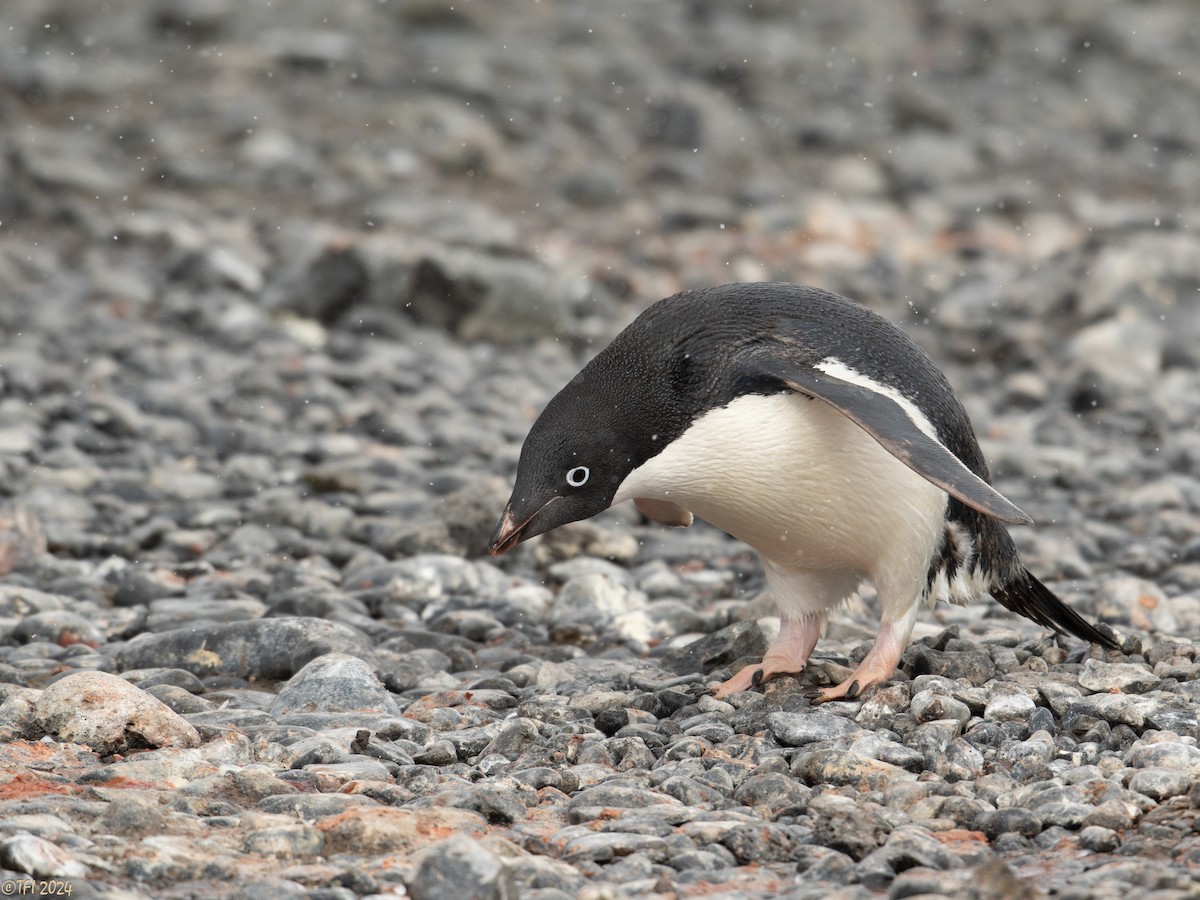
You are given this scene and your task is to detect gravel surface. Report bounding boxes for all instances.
[2,1,1199,898]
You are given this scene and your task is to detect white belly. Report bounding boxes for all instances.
[613,393,947,583]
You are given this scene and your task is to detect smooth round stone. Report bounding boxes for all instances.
[910,689,972,726]
[660,775,728,806]
[979,808,1044,840]
[1078,825,1121,852]
[732,772,810,815]
[475,753,510,777]
[144,683,218,715]
[241,824,324,860]
[1035,801,1093,829]
[551,573,647,631]
[0,833,90,879]
[793,749,916,791]
[1128,767,1191,801]
[269,653,400,717]
[568,785,683,816]
[850,733,926,771]
[559,830,670,864]
[27,671,200,752]
[115,617,375,680]
[808,794,890,861]
[712,821,797,865]
[910,648,996,685]
[855,683,913,727]
[857,824,959,876]
[1078,659,1162,694]
[1126,741,1200,776]
[407,835,515,900]
[0,585,68,616]
[984,690,1036,723]
[423,781,532,825]
[303,759,393,791]
[179,769,300,803]
[906,720,962,756]
[256,793,384,820]
[1038,682,1084,717]
[414,740,459,766]
[769,710,860,747]
[1081,799,1142,831]
[935,739,986,781]
[318,807,488,856]
[0,815,75,839]
[10,610,104,647]
[1087,693,1145,729]
[482,717,541,760]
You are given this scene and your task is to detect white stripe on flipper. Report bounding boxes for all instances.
[815,356,941,441]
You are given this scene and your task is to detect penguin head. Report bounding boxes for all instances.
[488,378,638,556]
[488,325,719,557]
[488,287,781,557]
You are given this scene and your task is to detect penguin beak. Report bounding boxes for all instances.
[487,498,559,557]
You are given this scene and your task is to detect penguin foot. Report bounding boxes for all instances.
[814,622,909,702]
[710,659,803,699]
[709,612,824,699]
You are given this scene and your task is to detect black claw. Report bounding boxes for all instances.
[750,668,765,687]
[844,680,860,700]
[802,689,823,703]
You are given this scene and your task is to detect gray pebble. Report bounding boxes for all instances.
[794,750,917,791]
[857,823,961,878]
[910,689,972,727]
[661,620,767,677]
[983,688,1036,723]
[242,824,324,860]
[11,610,104,647]
[256,793,377,818]
[407,835,516,900]
[1078,659,1161,694]
[116,617,375,680]
[269,653,399,717]
[769,709,860,746]
[1078,825,1121,852]
[144,683,217,714]
[0,833,90,879]
[979,808,1043,840]
[1128,767,1191,801]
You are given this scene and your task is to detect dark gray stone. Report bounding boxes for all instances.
[661,621,767,677]
[979,808,1044,840]
[407,835,516,900]
[115,618,374,680]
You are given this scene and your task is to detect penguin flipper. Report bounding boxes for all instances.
[635,497,694,527]
[760,362,1033,526]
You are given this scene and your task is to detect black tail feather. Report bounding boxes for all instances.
[991,569,1120,650]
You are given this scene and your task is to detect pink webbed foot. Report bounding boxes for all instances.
[710,613,822,699]
[814,620,912,703]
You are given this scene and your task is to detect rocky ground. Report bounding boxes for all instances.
[2,0,1200,897]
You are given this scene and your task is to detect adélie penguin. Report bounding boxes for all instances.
[489,282,1118,700]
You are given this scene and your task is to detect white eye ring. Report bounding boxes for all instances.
[566,466,590,487]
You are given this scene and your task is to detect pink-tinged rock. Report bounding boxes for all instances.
[27,671,201,753]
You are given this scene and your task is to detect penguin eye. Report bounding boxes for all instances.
[566,466,590,488]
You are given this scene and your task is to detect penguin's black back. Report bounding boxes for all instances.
[592,283,986,474]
